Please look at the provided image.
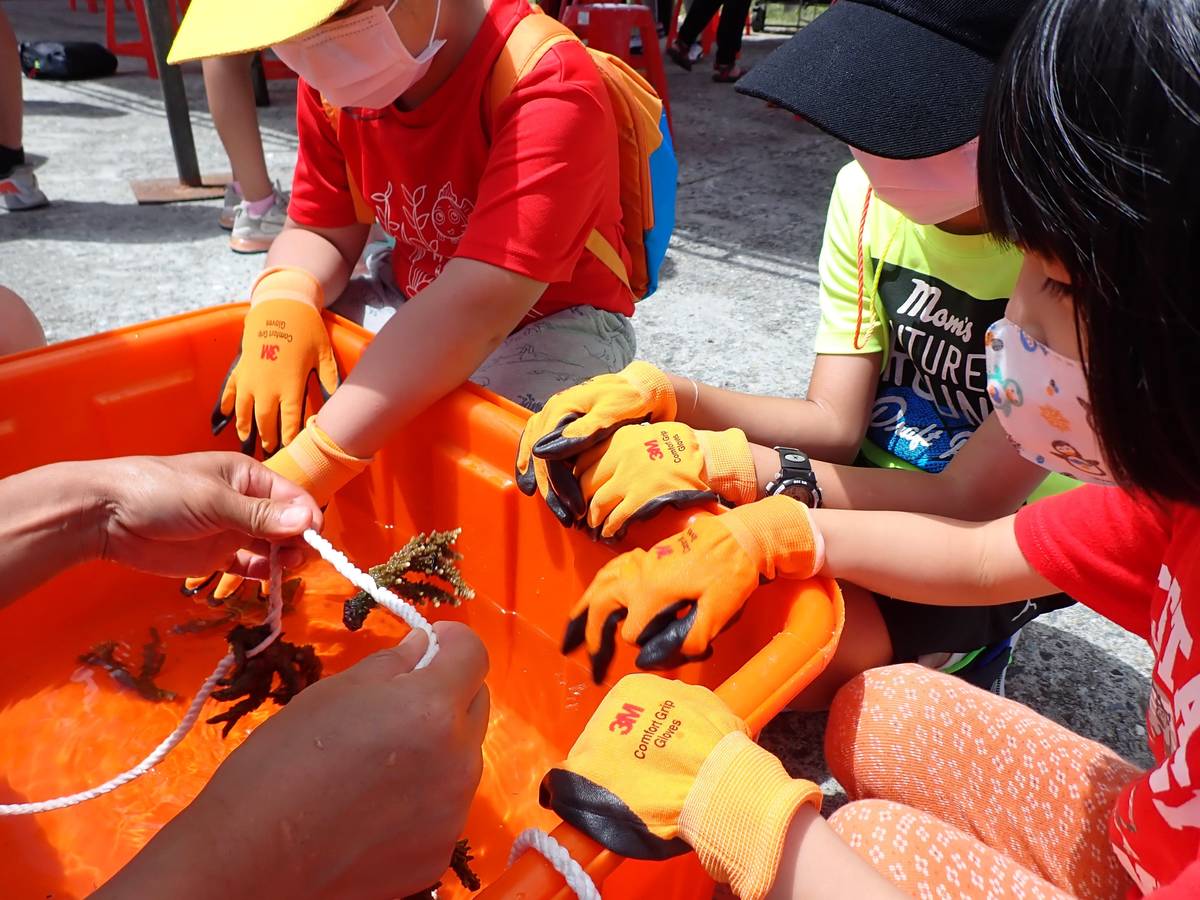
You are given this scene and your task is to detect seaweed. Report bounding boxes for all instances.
[205,623,322,737]
[343,529,475,631]
[403,839,481,899]
[80,627,178,703]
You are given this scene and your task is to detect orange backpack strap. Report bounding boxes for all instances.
[487,7,577,117]
[487,8,633,293]
[319,96,377,226]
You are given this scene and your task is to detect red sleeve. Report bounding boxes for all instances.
[1014,485,1168,640]
[288,82,360,230]
[453,42,614,283]
[1144,858,1200,899]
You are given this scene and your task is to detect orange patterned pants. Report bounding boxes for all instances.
[823,664,1142,899]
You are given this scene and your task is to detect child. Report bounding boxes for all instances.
[201,54,290,253]
[168,0,639,595]
[520,0,1069,697]
[546,0,1200,895]
[0,6,47,211]
[0,285,46,356]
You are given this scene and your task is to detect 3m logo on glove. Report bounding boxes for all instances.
[610,702,644,734]
[644,439,664,460]
[260,344,280,361]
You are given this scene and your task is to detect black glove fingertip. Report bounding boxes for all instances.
[545,488,577,529]
[210,354,241,437]
[531,415,584,461]
[515,460,539,496]
[211,407,232,437]
[561,610,588,655]
[589,608,626,684]
[634,602,698,670]
[546,458,586,521]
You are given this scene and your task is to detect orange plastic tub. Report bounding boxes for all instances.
[0,307,842,898]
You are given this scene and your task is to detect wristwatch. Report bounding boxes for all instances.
[764,447,822,508]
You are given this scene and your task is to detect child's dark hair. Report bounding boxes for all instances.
[979,0,1200,503]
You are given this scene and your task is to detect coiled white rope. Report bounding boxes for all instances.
[0,544,287,816]
[0,533,446,812]
[0,530,601,898]
[509,828,602,900]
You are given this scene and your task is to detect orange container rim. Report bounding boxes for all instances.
[0,306,845,898]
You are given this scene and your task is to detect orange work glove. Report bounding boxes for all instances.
[515,361,676,526]
[573,422,758,541]
[564,496,823,682]
[211,267,340,454]
[183,418,370,601]
[540,674,822,900]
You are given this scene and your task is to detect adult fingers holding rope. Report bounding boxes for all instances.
[0,453,323,605]
[98,621,491,899]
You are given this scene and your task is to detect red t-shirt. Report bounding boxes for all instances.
[289,0,633,325]
[1016,486,1200,897]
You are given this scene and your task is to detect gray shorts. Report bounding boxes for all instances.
[332,249,637,412]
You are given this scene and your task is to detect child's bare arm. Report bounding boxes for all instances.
[264,219,371,307]
[813,508,1057,605]
[670,352,882,464]
[315,258,546,458]
[804,415,1049,520]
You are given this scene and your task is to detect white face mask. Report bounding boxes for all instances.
[985,317,1115,486]
[850,139,980,225]
[273,0,446,110]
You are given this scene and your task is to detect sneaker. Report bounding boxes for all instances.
[666,38,693,71]
[218,182,241,230]
[229,185,288,253]
[0,164,49,211]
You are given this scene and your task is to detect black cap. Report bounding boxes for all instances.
[735,0,1034,159]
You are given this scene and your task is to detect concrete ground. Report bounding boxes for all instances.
[3,0,1153,806]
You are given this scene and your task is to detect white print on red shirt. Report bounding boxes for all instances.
[370,180,475,298]
[1149,568,1200,827]
[1153,565,1195,694]
[1113,562,1200,894]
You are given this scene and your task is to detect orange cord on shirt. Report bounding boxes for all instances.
[853,186,901,353]
[854,186,874,351]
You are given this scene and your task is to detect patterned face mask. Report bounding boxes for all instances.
[985,318,1115,486]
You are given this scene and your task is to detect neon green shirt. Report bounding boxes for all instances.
[813,162,1074,497]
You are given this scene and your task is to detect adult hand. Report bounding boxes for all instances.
[540,673,821,900]
[97,621,490,900]
[96,452,322,580]
[515,361,677,524]
[564,497,824,682]
[211,267,340,454]
[183,420,368,601]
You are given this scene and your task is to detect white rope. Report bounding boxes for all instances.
[1,529,597,900]
[0,545,287,816]
[0,531,440,815]
[301,529,439,669]
[508,828,602,900]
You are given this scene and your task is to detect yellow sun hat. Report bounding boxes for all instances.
[167,0,350,64]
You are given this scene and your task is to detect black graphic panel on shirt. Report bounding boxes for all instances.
[866,262,1006,472]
